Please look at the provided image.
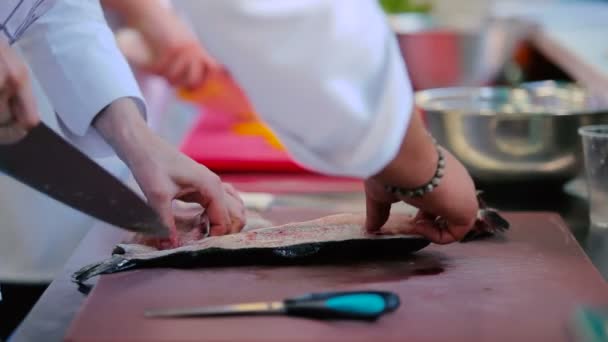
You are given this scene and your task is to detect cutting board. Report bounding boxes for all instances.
[180,110,310,173]
[172,64,309,174]
[65,212,608,342]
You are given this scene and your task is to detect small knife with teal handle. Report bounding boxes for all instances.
[144,290,400,321]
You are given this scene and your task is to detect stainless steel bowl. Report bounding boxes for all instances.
[392,17,534,90]
[416,81,608,184]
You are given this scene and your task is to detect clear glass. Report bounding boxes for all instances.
[579,125,608,230]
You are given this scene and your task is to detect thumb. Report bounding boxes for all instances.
[365,194,391,232]
[14,86,40,130]
[148,195,178,246]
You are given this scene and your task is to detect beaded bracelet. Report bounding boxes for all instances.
[384,138,445,198]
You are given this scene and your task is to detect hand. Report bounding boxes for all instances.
[365,147,479,244]
[94,98,244,245]
[125,133,233,239]
[364,112,478,244]
[112,1,221,89]
[0,40,39,143]
[135,182,247,248]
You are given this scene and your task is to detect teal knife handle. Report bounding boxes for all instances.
[284,291,400,320]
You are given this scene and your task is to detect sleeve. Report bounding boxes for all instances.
[175,0,414,178]
[14,0,147,158]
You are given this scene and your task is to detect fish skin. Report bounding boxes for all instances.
[71,195,509,283]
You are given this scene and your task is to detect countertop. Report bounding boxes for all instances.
[65,211,607,342]
[9,176,606,342]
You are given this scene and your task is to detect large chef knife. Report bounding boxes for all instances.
[0,121,169,237]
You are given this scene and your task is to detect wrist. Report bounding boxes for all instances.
[94,97,153,168]
[373,111,440,189]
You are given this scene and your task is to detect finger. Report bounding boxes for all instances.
[364,193,391,232]
[446,223,473,242]
[222,183,244,205]
[185,56,205,90]
[225,191,246,234]
[181,190,229,236]
[179,173,232,236]
[377,218,418,235]
[12,88,40,129]
[145,47,173,74]
[0,123,26,144]
[148,194,179,246]
[206,197,230,236]
[0,90,11,124]
[200,50,221,72]
[0,68,15,125]
[224,186,245,217]
[166,51,191,86]
[174,160,233,235]
[412,220,458,245]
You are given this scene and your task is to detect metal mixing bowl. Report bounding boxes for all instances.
[416,81,608,184]
[392,17,534,90]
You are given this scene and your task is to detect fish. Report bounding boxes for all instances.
[72,194,508,284]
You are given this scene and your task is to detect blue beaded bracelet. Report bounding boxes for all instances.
[384,139,445,198]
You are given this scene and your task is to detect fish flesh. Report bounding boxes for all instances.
[72,197,508,284]
[72,213,432,283]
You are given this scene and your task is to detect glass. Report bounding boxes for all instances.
[579,125,608,230]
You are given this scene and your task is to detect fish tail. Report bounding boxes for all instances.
[71,256,135,284]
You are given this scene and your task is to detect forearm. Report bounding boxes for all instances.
[102,0,171,26]
[16,0,147,158]
[372,111,438,188]
[93,97,152,168]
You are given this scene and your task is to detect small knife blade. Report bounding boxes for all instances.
[144,302,286,318]
[0,122,169,237]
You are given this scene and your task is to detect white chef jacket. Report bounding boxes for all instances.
[0,0,146,283]
[15,0,146,158]
[175,0,414,178]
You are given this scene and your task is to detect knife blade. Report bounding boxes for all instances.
[0,122,169,237]
[144,290,400,321]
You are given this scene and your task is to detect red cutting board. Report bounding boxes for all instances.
[65,212,608,342]
[177,68,309,173]
[180,108,312,173]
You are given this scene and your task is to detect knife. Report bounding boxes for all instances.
[144,290,401,321]
[0,121,169,237]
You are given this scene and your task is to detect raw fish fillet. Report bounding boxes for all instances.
[72,202,508,284]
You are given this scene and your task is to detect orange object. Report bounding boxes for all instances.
[232,121,285,150]
[178,71,258,121]
[178,69,287,151]
[180,107,307,173]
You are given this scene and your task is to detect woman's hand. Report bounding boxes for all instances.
[0,40,39,143]
[365,147,478,244]
[364,111,478,244]
[94,98,245,243]
[106,0,221,89]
